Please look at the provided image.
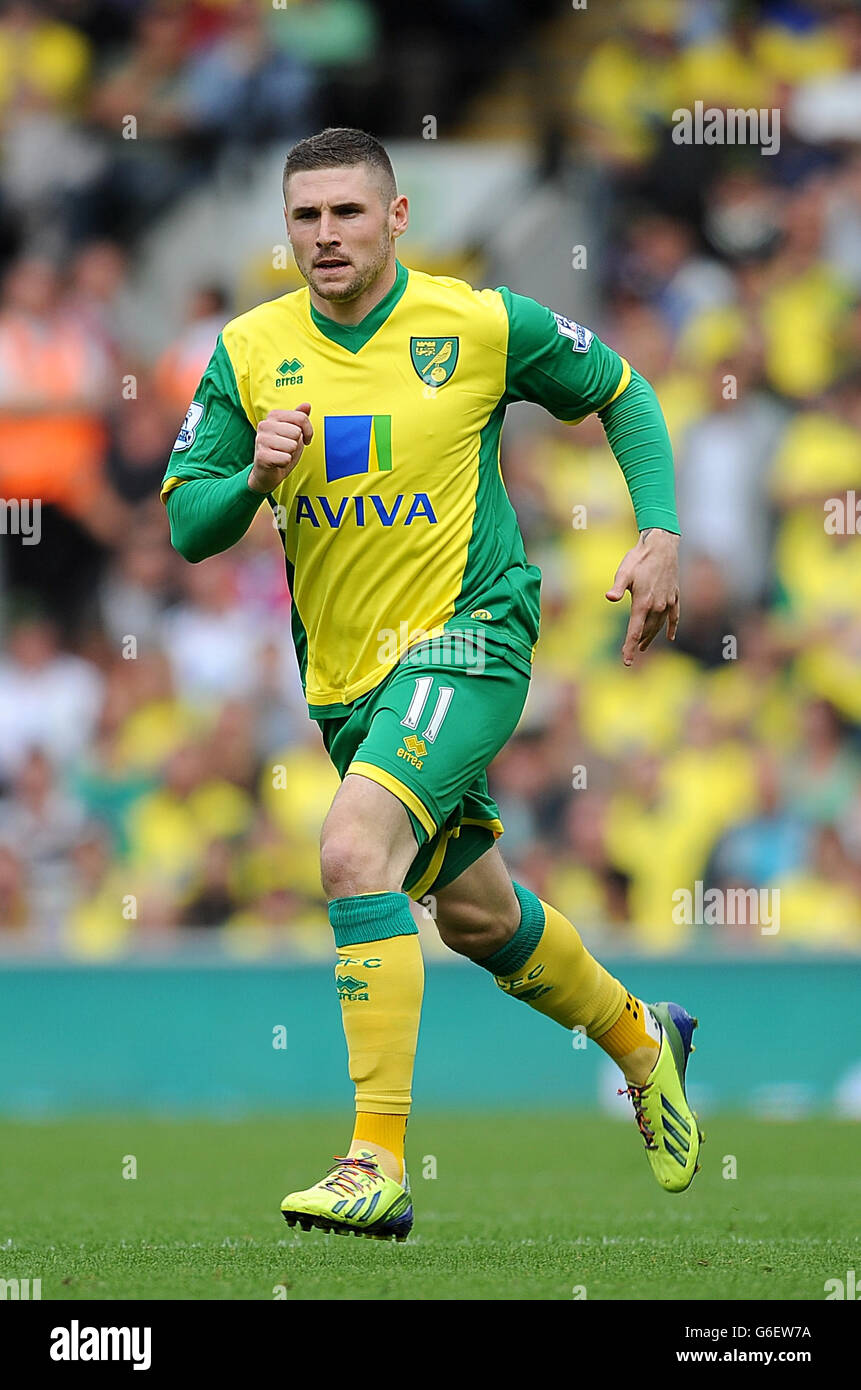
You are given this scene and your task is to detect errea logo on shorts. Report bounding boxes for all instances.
[174,401,203,451]
[398,734,426,768]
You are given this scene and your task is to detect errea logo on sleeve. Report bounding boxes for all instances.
[552,313,593,352]
[174,401,204,451]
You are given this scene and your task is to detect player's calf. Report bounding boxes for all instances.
[437,866,704,1194]
[433,845,521,960]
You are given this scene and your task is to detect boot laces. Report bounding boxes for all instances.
[618,1083,658,1150]
[320,1155,381,1198]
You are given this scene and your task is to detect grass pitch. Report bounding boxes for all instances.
[1,1113,857,1300]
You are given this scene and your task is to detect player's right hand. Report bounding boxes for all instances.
[248,405,313,494]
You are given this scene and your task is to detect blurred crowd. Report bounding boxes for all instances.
[0,0,536,263]
[0,0,860,955]
[506,0,861,950]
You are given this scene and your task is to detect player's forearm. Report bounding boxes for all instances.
[165,467,264,563]
[599,368,680,535]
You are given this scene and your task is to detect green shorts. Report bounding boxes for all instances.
[317,636,531,900]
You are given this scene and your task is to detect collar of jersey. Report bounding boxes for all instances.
[307,259,408,353]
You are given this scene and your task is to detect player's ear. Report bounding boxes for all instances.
[391,194,409,239]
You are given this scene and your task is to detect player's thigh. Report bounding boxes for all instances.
[350,653,529,839]
[320,771,418,897]
[433,842,520,944]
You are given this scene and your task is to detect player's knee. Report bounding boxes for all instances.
[320,831,395,900]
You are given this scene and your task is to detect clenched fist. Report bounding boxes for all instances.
[248,404,313,494]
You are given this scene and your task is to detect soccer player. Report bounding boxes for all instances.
[162,128,702,1241]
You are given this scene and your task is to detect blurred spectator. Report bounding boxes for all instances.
[777,824,861,946]
[0,254,129,625]
[65,822,136,958]
[126,738,253,890]
[707,750,809,888]
[0,842,29,931]
[0,256,112,500]
[97,516,176,648]
[0,616,103,781]
[182,0,316,152]
[672,555,745,667]
[153,285,228,416]
[181,837,239,928]
[676,358,787,604]
[0,0,99,258]
[488,732,546,854]
[823,152,861,291]
[66,239,132,364]
[783,699,861,826]
[702,168,783,262]
[615,214,735,336]
[268,0,378,70]
[0,1,89,116]
[159,550,300,709]
[112,649,200,776]
[72,714,155,858]
[73,4,203,242]
[0,746,85,926]
[789,6,861,144]
[104,386,179,505]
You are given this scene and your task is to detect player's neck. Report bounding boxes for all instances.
[309,258,399,327]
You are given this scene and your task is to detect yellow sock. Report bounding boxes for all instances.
[329,891,424,1181]
[483,888,626,1036]
[481,885,659,1081]
[592,989,661,1084]
[351,1113,407,1181]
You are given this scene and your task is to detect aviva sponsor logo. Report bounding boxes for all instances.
[325,414,392,482]
[295,493,437,527]
[275,357,304,386]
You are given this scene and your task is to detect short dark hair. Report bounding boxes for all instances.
[282,127,397,206]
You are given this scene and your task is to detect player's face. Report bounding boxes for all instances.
[285,166,407,303]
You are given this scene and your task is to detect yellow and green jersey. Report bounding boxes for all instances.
[162,260,678,716]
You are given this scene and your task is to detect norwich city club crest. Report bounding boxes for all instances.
[410,337,459,387]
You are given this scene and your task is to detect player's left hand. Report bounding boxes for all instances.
[605,528,680,666]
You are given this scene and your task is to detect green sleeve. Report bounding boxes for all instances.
[498,287,679,534]
[161,333,263,561]
[165,468,265,564]
[598,369,680,534]
[498,286,626,418]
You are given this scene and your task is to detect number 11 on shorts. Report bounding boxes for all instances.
[401,677,454,743]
